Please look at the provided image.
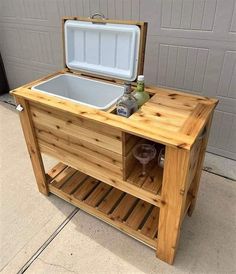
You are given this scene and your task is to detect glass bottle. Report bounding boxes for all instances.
[133,75,150,108]
[116,82,138,118]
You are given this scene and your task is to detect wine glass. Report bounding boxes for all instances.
[158,148,165,168]
[133,143,156,176]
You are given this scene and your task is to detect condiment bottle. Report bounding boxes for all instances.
[133,75,150,108]
[116,82,138,118]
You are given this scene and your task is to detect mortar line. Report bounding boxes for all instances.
[17,208,79,274]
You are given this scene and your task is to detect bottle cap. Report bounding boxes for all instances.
[138,75,144,81]
[124,82,131,93]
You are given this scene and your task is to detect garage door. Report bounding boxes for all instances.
[143,0,236,160]
[0,0,235,159]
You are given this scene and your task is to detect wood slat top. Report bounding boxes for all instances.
[11,71,218,150]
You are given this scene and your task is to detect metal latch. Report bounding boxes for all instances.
[90,13,107,24]
[16,104,24,112]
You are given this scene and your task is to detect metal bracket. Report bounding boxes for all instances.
[16,104,24,112]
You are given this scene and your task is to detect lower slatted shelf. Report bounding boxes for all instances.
[47,162,159,249]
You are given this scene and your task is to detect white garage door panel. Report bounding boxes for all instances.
[143,0,236,160]
[154,0,236,41]
[209,111,236,160]
[0,0,235,159]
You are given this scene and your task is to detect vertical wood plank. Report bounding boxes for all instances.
[15,97,48,195]
[157,146,191,264]
[188,114,213,216]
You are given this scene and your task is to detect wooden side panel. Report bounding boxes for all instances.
[36,130,122,175]
[15,98,48,195]
[122,133,140,156]
[30,102,123,179]
[157,147,191,264]
[188,115,213,216]
[30,104,122,154]
[46,162,67,181]
[188,137,202,189]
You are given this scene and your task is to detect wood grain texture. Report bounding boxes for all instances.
[181,103,215,140]
[12,82,217,149]
[31,104,122,154]
[10,12,219,266]
[38,141,162,207]
[46,162,67,181]
[141,207,159,239]
[98,188,124,214]
[110,194,138,222]
[188,114,213,216]
[15,97,48,195]
[157,146,191,264]
[47,163,159,249]
[51,166,77,189]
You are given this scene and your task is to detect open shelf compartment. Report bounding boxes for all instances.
[47,162,159,249]
[122,133,164,195]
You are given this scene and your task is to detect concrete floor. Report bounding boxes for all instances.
[1,99,236,274]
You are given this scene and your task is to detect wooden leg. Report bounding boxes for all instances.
[15,97,49,195]
[157,146,190,264]
[188,115,213,216]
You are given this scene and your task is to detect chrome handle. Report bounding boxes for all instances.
[90,13,106,20]
[16,104,24,112]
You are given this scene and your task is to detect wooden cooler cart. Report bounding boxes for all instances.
[11,16,218,264]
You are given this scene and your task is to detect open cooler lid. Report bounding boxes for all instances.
[64,19,142,81]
